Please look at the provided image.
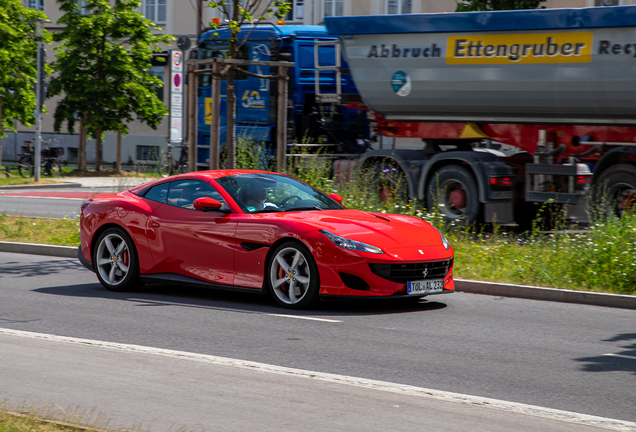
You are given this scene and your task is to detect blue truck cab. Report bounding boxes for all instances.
[193,24,367,165]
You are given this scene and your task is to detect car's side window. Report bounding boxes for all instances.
[143,183,170,203]
[167,180,228,211]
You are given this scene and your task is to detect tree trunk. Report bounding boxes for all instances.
[78,112,87,171]
[225,1,241,170]
[0,98,3,172]
[116,130,122,172]
[95,125,102,171]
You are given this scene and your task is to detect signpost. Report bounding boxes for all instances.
[169,50,184,145]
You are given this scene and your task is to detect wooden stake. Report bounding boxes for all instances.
[188,63,198,172]
[210,60,221,170]
[277,66,288,173]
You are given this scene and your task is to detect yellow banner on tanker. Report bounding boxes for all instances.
[446,32,593,65]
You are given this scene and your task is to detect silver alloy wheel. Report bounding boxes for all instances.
[269,247,311,305]
[96,233,130,286]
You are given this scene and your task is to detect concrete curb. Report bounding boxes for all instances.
[455,279,636,310]
[0,241,76,258]
[1,241,634,310]
[0,182,82,190]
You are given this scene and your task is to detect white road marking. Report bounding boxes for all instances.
[0,195,86,200]
[604,353,636,361]
[267,313,341,322]
[128,298,342,323]
[1,328,635,432]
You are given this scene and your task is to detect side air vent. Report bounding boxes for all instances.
[339,272,370,291]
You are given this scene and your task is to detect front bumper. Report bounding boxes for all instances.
[78,246,94,272]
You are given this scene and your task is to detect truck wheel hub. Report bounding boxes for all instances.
[449,189,467,209]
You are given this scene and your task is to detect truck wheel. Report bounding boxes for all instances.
[370,161,408,203]
[427,165,480,224]
[593,164,636,217]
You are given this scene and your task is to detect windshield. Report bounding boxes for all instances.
[216,173,345,213]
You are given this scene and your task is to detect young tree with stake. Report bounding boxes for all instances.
[49,0,172,171]
[0,0,50,172]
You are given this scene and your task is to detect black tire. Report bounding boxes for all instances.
[93,227,142,292]
[593,164,636,218]
[18,156,34,178]
[426,165,481,224]
[158,152,172,177]
[266,241,320,309]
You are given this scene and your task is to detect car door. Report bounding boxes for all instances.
[145,179,238,285]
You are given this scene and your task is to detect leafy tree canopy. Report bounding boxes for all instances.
[49,0,173,137]
[456,0,545,11]
[0,0,50,136]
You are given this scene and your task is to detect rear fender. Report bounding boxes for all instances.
[592,146,636,185]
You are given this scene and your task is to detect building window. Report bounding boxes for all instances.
[386,0,411,14]
[286,0,304,22]
[27,0,44,11]
[147,65,165,102]
[136,145,161,162]
[144,0,166,25]
[323,0,344,17]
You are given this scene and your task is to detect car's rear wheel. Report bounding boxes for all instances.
[94,227,141,292]
[268,241,320,309]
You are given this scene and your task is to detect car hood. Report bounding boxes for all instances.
[281,209,445,250]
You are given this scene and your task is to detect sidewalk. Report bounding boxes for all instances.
[49,176,150,188]
[0,177,150,190]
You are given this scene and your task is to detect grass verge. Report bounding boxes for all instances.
[0,215,79,246]
[0,410,102,432]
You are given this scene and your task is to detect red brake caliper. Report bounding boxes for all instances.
[123,250,129,266]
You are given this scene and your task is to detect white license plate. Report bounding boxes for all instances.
[407,279,444,295]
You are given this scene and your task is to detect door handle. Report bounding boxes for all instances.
[149,221,160,228]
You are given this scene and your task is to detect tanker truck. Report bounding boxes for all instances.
[321,6,636,225]
[194,6,636,224]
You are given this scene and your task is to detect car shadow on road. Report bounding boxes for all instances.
[0,258,85,278]
[574,333,636,375]
[33,281,448,317]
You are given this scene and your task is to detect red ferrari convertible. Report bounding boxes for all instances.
[79,170,454,309]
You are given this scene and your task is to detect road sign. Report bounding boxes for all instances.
[177,36,191,51]
[170,50,185,142]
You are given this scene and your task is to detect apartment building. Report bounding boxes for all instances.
[3,0,630,166]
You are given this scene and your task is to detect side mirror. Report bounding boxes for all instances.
[193,197,223,212]
[329,193,344,204]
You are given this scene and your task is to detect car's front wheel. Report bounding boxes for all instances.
[94,227,141,292]
[267,241,320,309]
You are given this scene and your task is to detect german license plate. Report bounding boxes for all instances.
[407,279,444,295]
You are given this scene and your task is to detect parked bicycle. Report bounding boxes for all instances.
[158,141,188,177]
[18,139,64,178]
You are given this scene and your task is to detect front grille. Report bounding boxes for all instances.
[369,259,453,283]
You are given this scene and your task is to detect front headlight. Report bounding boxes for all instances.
[320,230,384,254]
[431,225,451,250]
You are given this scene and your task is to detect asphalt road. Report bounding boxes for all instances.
[0,252,634,430]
